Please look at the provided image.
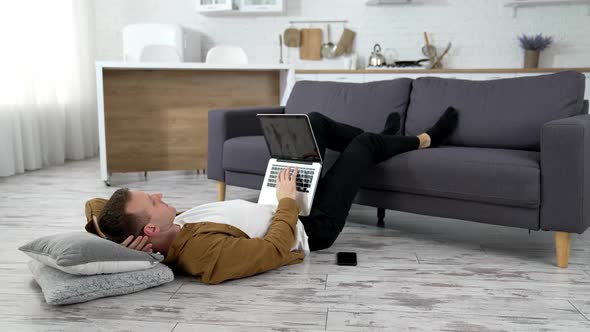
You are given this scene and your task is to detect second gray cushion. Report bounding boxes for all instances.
[405,71,586,150]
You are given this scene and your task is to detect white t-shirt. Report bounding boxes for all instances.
[174,199,310,255]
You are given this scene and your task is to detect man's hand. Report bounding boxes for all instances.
[121,235,153,253]
[276,167,298,201]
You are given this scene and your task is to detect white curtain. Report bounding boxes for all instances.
[0,0,98,177]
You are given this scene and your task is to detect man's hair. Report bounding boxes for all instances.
[85,188,148,243]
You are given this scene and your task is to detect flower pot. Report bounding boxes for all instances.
[524,50,540,68]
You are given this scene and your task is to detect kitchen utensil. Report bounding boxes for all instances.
[368,43,386,67]
[321,24,337,58]
[430,42,452,69]
[284,27,300,47]
[279,34,284,64]
[300,28,323,60]
[394,58,430,67]
[334,28,356,56]
[422,32,437,60]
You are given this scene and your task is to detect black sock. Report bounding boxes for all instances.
[381,112,401,135]
[426,107,459,147]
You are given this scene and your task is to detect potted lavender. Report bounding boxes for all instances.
[518,33,553,68]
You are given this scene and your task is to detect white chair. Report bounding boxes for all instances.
[123,23,184,62]
[139,45,182,62]
[205,45,248,64]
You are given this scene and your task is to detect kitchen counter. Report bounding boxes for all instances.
[96,62,294,184]
[97,61,292,71]
[296,67,590,74]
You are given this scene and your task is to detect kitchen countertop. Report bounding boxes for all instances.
[96,61,293,70]
[296,67,590,74]
[95,63,590,73]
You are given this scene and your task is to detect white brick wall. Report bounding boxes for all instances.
[94,0,590,69]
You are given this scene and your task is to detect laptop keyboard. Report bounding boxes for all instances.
[266,165,315,193]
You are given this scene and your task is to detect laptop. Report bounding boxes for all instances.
[256,114,323,216]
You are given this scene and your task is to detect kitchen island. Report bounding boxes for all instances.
[96,62,293,185]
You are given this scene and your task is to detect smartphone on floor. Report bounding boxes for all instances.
[337,252,357,266]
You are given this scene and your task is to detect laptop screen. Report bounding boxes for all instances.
[258,114,322,163]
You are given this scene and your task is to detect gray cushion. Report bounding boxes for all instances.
[19,232,163,275]
[286,79,413,133]
[223,136,269,175]
[405,71,586,150]
[361,146,540,209]
[28,260,174,305]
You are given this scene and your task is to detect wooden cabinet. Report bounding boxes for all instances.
[96,63,292,184]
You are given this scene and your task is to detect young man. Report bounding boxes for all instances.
[86,108,458,284]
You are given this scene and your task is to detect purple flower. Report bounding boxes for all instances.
[518,33,553,51]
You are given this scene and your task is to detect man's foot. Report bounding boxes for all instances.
[426,107,459,147]
[418,133,431,149]
[381,112,401,135]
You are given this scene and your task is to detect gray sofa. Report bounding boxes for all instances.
[208,71,589,268]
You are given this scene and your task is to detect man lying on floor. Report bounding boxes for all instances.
[85,109,458,284]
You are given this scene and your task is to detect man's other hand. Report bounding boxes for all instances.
[121,235,153,253]
[276,166,298,201]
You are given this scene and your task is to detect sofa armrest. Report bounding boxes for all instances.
[207,106,285,181]
[540,113,590,233]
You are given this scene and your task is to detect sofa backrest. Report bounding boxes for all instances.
[286,79,413,133]
[404,71,586,151]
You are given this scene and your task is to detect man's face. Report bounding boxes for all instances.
[125,191,177,232]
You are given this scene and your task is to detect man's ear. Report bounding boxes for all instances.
[143,223,160,237]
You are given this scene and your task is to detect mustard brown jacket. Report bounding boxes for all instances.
[85,197,305,284]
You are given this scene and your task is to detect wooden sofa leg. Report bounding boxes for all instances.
[555,231,571,268]
[217,181,226,201]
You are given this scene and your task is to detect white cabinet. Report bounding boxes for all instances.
[364,73,422,82]
[196,0,283,13]
[294,74,317,82]
[317,74,364,83]
[425,73,472,80]
[295,71,590,95]
[470,73,516,81]
[195,0,235,12]
[241,0,283,12]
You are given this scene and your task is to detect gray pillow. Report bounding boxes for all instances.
[28,260,174,305]
[19,232,163,275]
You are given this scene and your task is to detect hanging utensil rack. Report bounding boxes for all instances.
[289,20,348,24]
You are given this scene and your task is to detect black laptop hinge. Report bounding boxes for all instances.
[277,159,314,165]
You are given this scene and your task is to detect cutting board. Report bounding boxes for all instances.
[299,28,323,60]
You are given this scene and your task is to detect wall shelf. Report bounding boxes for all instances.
[504,0,590,17]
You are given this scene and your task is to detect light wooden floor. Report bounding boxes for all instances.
[1,158,590,331]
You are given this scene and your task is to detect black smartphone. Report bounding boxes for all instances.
[336,252,357,266]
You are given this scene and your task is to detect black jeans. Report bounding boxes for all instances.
[299,112,420,251]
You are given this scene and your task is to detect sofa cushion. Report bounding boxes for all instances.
[286,79,413,133]
[405,71,586,151]
[361,146,540,209]
[223,136,269,175]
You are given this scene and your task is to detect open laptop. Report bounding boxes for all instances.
[256,114,323,216]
